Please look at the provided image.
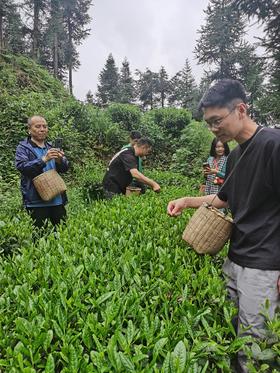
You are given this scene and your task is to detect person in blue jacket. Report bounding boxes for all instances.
[15,115,69,228]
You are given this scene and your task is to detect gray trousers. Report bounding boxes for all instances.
[223,258,280,373]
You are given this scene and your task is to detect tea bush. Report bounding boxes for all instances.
[0,170,253,372]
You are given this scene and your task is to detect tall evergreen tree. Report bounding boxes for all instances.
[169,59,198,113]
[136,68,159,110]
[118,57,135,103]
[0,0,25,53]
[195,0,246,80]
[230,0,280,120]
[235,41,264,108]
[86,89,94,104]
[157,66,170,108]
[42,0,66,79]
[0,0,11,52]
[23,0,48,60]
[61,0,92,95]
[96,53,119,106]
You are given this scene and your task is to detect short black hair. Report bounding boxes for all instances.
[130,130,141,140]
[199,79,247,110]
[210,138,230,157]
[136,137,153,148]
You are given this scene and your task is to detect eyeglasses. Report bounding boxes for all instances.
[205,107,236,129]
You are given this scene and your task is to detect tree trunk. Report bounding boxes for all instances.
[161,92,164,108]
[67,15,73,95]
[0,12,3,53]
[53,31,58,77]
[32,0,40,60]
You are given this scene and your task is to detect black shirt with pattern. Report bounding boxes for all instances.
[103,147,138,194]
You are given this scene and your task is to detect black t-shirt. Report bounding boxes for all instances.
[103,147,138,194]
[218,126,280,270]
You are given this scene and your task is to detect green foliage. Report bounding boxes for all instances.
[0,170,252,371]
[0,53,210,181]
[0,53,68,97]
[172,120,214,177]
[169,59,199,115]
[107,103,141,131]
[73,159,105,202]
[96,53,119,106]
[118,58,135,104]
[144,107,192,137]
[195,0,246,79]
[136,68,159,110]
[246,309,280,371]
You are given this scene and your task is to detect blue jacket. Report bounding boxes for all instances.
[15,138,69,206]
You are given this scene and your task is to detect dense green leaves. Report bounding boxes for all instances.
[0,170,250,371]
[1,168,280,371]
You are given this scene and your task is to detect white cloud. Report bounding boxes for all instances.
[73,0,264,100]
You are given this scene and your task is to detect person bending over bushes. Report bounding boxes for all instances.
[122,131,146,194]
[103,137,160,199]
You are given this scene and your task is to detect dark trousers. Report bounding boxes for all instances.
[26,205,66,228]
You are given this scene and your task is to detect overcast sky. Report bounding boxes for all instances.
[72,0,263,100]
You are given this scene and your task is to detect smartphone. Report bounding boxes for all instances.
[203,162,210,169]
[54,138,63,150]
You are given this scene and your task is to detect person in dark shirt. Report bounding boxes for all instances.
[167,79,280,372]
[15,115,69,228]
[103,137,160,198]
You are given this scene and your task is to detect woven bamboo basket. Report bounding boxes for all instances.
[33,169,66,201]
[182,202,233,255]
[126,186,141,196]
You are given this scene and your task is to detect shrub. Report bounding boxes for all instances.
[171,121,214,177]
[107,103,141,131]
[144,107,192,137]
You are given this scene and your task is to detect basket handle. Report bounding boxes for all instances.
[210,127,264,206]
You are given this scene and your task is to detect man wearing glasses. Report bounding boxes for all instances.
[167,79,280,372]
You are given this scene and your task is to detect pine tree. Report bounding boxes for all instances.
[23,0,48,60]
[86,90,94,104]
[157,66,170,108]
[0,0,25,53]
[118,57,135,104]
[0,0,12,52]
[230,0,280,120]
[96,53,119,106]
[169,59,198,113]
[235,41,264,107]
[61,0,92,94]
[136,68,159,110]
[42,0,66,79]
[195,0,246,79]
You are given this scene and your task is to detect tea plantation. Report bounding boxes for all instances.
[1,170,279,373]
[0,54,279,372]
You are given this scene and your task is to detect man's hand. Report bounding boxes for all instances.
[42,148,64,163]
[167,197,187,216]
[152,182,160,193]
[54,150,65,164]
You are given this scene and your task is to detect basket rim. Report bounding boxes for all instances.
[202,202,233,223]
[33,169,58,181]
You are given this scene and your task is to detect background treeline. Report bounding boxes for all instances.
[0,0,92,94]
[1,0,279,122]
[0,0,280,185]
[90,0,279,123]
[0,53,212,184]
